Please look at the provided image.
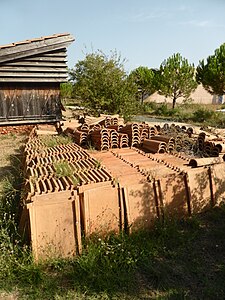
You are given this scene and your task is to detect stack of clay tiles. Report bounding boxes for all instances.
[90,128,110,150]
[119,123,141,146]
[19,120,225,262]
[64,123,88,146]
[64,116,129,149]
[20,128,119,261]
[140,123,224,156]
[195,132,221,157]
[64,117,225,157]
[90,144,225,237]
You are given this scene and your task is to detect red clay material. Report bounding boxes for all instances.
[122,183,157,232]
[79,183,120,236]
[25,191,81,260]
[20,125,225,261]
[189,157,224,167]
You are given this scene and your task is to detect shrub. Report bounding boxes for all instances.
[141,102,158,114]
[154,103,180,117]
[192,108,215,123]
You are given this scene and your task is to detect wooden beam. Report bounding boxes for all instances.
[0,72,67,77]
[42,52,67,57]
[0,61,67,67]
[24,56,67,62]
[0,35,73,56]
[0,66,68,73]
[0,77,68,82]
[0,61,67,68]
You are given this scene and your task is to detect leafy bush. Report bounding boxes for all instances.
[192,108,215,122]
[60,82,74,100]
[141,101,158,114]
[70,50,139,120]
[154,103,180,117]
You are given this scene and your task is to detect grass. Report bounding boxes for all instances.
[0,208,225,299]
[140,102,225,128]
[39,134,74,148]
[1,133,225,299]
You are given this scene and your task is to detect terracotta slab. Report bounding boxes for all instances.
[187,168,212,214]
[90,151,145,184]
[211,163,225,205]
[80,184,120,236]
[157,173,189,217]
[27,191,81,260]
[123,183,157,231]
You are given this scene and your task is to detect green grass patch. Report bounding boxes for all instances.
[140,101,225,127]
[1,135,225,299]
[39,134,74,148]
[1,205,225,299]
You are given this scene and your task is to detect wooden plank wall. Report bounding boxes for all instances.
[0,83,62,121]
[0,48,68,83]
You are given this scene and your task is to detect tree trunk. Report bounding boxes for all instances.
[172,97,176,109]
[141,92,144,104]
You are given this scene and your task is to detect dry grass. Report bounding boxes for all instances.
[0,134,26,194]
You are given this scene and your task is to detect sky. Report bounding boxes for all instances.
[0,0,225,72]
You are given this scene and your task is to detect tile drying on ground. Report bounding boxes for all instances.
[20,117,225,259]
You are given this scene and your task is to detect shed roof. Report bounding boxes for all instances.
[0,33,75,64]
[0,33,75,83]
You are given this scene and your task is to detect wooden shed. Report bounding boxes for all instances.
[0,33,74,124]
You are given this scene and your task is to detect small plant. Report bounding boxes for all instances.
[192,108,215,123]
[154,103,180,117]
[70,175,81,186]
[141,101,157,114]
[53,160,81,186]
[39,135,73,148]
[86,141,96,152]
[113,177,120,186]
[94,159,101,169]
[53,160,73,178]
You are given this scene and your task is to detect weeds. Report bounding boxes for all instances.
[53,160,74,178]
[39,134,73,148]
[140,102,225,128]
[192,107,215,122]
[94,159,101,169]
[53,160,81,186]
[86,141,96,152]
[0,132,16,141]
[0,198,225,299]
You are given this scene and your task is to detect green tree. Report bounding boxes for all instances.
[69,50,138,120]
[196,43,225,95]
[157,53,197,108]
[129,66,156,103]
[60,82,73,99]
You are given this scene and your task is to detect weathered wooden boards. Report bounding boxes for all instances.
[0,33,73,82]
[0,33,74,123]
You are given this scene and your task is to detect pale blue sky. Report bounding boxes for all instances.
[1,0,225,72]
